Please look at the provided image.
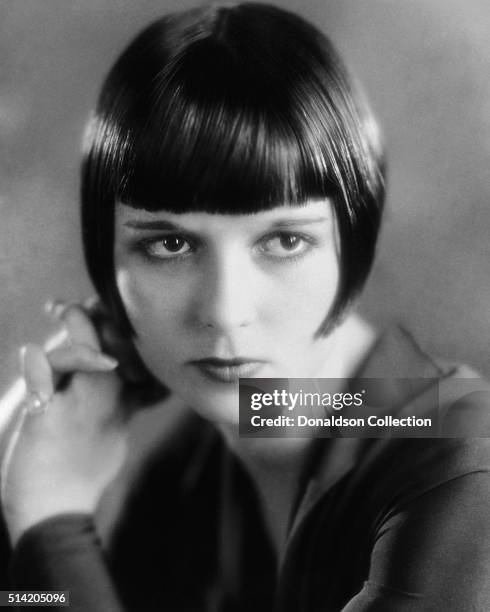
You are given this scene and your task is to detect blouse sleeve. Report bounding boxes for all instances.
[342,470,490,611]
[10,514,124,612]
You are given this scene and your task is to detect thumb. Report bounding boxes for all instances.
[21,344,54,400]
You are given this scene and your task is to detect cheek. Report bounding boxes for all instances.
[115,266,195,388]
[115,266,186,346]
[271,251,339,333]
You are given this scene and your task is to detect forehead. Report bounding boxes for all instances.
[115,199,334,235]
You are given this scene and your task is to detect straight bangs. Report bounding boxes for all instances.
[114,92,337,215]
[83,10,360,216]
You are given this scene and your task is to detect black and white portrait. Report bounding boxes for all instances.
[1,2,489,610]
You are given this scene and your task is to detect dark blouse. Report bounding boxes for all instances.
[2,328,490,611]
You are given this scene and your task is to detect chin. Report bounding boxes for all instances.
[179,385,240,426]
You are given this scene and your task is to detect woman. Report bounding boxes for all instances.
[1,3,490,610]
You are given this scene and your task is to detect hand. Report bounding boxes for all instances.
[0,303,128,547]
[87,299,168,409]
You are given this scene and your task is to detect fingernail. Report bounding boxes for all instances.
[44,299,55,316]
[97,354,119,369]
[44,299,65,319]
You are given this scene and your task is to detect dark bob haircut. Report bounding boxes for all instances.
[81,2,385,342]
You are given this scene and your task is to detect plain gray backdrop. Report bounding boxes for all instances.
[1,0,490,394]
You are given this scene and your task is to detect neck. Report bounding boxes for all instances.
[217,312,377,557]
[317,312,378,379]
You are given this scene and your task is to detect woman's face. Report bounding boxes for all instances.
[114,199,340,424]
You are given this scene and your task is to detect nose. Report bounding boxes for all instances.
[193,248,257,332]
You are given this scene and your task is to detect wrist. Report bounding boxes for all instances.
[4,495,97,548]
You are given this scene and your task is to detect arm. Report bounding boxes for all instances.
[11,515,124,612]
[343,471,490,611]
[0,304,130,609]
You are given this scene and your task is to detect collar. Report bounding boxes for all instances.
[286,325,448,547]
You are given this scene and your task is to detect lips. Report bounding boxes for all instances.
[190,357,265,383]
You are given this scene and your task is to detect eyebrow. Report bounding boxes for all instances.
[123,216,329,231]
[124,220,185,231]
[269,217,329,228]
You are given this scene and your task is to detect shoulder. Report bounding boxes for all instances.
[350,343,490,516]
[356,437,490,516]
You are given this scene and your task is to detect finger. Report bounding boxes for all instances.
[83,295,101,312]
[48,344,118,373]
[56,305,101,350]
[82,304,133,370]
[44,298,70,319]
[21,344,54,399]
[43,327,70,353]
[46,297,104,320]
[45,300,100,348]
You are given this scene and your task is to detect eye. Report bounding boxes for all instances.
[141,235,192,259]
[259,232,311,259]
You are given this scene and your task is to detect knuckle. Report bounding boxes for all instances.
[61,304,87,326]
[45,298,67,318]
[63,308,99,344]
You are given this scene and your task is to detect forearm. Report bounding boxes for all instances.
[11,514,124,612]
